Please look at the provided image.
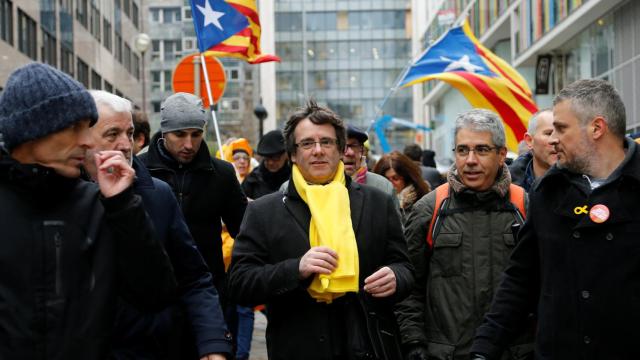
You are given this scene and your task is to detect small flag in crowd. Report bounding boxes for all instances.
[189,0,280,64]
[399,21,537,151]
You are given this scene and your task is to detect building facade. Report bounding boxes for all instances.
[144,0,261,145]
[414,0,640,165]
[0,0,144,104]
[272,0,414,150]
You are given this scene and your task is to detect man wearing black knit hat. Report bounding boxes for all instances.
[242,129,291,200]
[0,63,176,359]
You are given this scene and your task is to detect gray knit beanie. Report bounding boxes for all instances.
[160,92,207,133]
[0,62,98,150]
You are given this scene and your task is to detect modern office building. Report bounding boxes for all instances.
[144,0,261,144]
[271,0,414,149]
[413,0,640,164]
[0,0,144,105]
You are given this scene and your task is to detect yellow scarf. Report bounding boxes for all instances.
[292,162,360,303]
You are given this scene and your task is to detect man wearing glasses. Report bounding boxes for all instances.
[396,109,533,360]
[343,125,396,198]
[229,100,414,359]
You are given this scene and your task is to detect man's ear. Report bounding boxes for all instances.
[498,146,508,166]
[523,132,534,150]
[591,116,606,140]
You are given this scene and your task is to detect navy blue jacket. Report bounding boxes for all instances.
[112,156,232,358]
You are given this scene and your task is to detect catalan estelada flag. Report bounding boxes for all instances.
[399,22,537,151]
[190,0,279,64]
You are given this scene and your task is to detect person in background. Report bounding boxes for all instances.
[404,143,444,188]
[138,92,247,307]
[509,109,558,192]
[242,130,291,200]
[373,151,430,220]
[0,62,176,359]
[343,125,396,197]
[85,90,230,360]
[132,109,151,155]
[221,137,256,360]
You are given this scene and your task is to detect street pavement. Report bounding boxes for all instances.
[249,311,268,360]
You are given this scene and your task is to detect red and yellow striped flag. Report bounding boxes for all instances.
[400,21,537,151]
[203,0,279,64]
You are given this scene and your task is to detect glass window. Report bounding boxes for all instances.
[76,57,89,88]
[1,0,14,45]
[91,70,102,89]
[152,101,161,113]
[151,70,161,92]
[115,32,123,63]
[150,8,159,22]
[104,80,113,92]
[164,70,172,91]
[124,43,132,72]
[61,46,73,76]
[131,1,138,28]
[76,0,88,28]
[306,12,336,31]
[90,3,100,41]
[123,0,130,18]
[18,9,37,60]
[103,17,111,51]
[41,29,56,66]
[275,12,301,31]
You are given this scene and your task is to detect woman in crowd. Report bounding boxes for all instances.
[373,151,431,220]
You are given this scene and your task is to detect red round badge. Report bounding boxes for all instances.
[589,204,610,223]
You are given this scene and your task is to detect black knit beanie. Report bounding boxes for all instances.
[0,62,98,150]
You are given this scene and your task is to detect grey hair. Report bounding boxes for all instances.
[527,108,552,134]
[454,109,506,148]
[553,79,626,138]
[89,90,132,114]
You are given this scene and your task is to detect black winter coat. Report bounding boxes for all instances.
[112,157,232,359]
[473,139,640,360]
[139,133,247,297]
[229,179,414,360]
[0,157,176,360]
[241,161,291,200]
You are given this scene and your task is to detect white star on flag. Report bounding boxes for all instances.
[441,55,484,73]
[197,0,225,31]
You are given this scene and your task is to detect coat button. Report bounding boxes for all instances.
[581,290,590,299]
[319,335,326,342]
[572,231,581,239]
[583,335,591,344]
[605,233,613,241]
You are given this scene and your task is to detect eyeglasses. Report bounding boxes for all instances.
[295,138,338,150]
[453,145,499,157]
[233,153,250,161]
[345,143,364,153]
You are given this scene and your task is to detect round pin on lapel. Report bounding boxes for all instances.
[589,204,610,223]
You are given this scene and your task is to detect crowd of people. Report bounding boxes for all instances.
[1,61,639,360]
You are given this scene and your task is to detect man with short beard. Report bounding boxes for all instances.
[138,92,247,304]
[509,109,558,191]
[472,79,640,359]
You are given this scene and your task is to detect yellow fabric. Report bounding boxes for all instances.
[221,226,234,271]
[291,162,359,303]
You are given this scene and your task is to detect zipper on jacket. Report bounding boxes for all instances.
[54,231,62,296]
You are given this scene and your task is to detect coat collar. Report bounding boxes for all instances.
[283,172,364,236]
[539,138,640,228]
[145,131,214,172]
[132,155,155,190]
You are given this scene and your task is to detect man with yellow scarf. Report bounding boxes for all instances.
[229,100,414,360]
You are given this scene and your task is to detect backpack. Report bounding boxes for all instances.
[426,183,526,249]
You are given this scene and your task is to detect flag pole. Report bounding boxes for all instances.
[199,53,224,155]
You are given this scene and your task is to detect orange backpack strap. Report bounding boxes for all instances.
[426,183,450,249]
[509,184,526,220]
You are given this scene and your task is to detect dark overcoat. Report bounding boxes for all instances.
[229,178,414,360]
[473,139,640,360]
